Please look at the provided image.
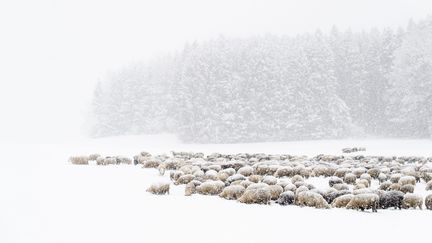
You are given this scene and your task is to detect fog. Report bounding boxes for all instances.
[1,0,431,142]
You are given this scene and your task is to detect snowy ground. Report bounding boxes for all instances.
[1,136,432,243]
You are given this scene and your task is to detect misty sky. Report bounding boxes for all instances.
[0,0,431,142]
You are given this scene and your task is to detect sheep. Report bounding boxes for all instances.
[219,185,245,200]
[400,184,415,194]
[248,175,262,183]
[220,168,236,177]
[367,168,381,179]
[88,154,100,161]
[329,176,344,187]
[142,159,161,168]
[196,181,226,195]
[356,179,370,188]
[353,167,367,178]
[104,157,117,165]
[331,194,353,208]
[334,168,351,178]
[226,174,246,184]
[217,172,230,182]
[203,169,218,181]
[237,166,254,177]
[291,175,304,184]
[425,194,432,210]
[379,181,392,191]
[425,180,432,191]
[295,185,309,195]
[398,176,416,187]
[353,188,375,195]
[284,183,297,193]
[324,189,351,204]
[185,180,202,196]
[343,173,357,184]
[296,191,330,209]
[379,191,404,209]
[175,174,195,185]
[69,156,89,165]
[378,173,388,183]
[146,182,170,195]
[390,173,402,184]
[262,176,278,185]
[116,156,132,165]
[346,193,379,212]
[240,180,253,188]
[274,166,294,178]
[268,185,284,200]
[402,193,423,209]
[389,183,401,191]
[238,187,272,204]
[332,183,349,191]
[276,191,295,205]
[208,164,222,172]
[360,174,372,184]
[157,163,166,176]
[170,171,184,182]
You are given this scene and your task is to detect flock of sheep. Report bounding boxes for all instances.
[69,150,432,212]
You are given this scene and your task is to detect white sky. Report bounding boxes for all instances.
[0,0,431,142]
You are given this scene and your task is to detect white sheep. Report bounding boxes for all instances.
[146,182,170,195]
[219,185,245,200]
[268,185,284,200]
[398,176,416,186]
[238,186,271,204]
[196,181,226,195]
[295,191,330,209]
[346,193,379,212]
[237,166,254,177]
[262,176,278,185]
[277,191,295,205]
[402,193,423,209]
[69,156,89,165]
[274,166,294,178]
[331,194,353,208]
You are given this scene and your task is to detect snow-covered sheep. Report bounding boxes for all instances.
[175,174,195,185]
[240,180,253,188]
[184,180,202,196]
[360,173,372,184]
[217,172,230,182]
[426,181,432,191]
[96,156,105,165]
[291,175,304,184]
[157,164,166,176]
[400,184,414,194]
[116,156,132,165]
[170,171,184,182]
[296,191,330,209]
[398,176,416,187]
[329,176,343,187]
[356,179,370,188]
[248,174,262,183]
[274,166,294,178]
[220,168,236,177]
[197,181,226,195]
[378,173,388,183]
[276,191,295,205]
[379,191,404,209]
[389,183,401,191]
[390,173,402,184]
[69,156,89,165]
[226,174,246,184]
[312,165,331,177]
[346,193,379,212]
[367,168,381,179]
[324,189,350,204]
[334,168,351,178]
[332,183,349,191]
[88,154,100,161]
[402,193,423,209]
[284,183,297,193]
[262,176,278,185]
[142,159,161,168]
[331,194,353,208]
[146,182,170,195]
[353,167,367,178]
[237,166,254,177]
[379,181,392,191]
[343,173,357,184]
[104,157,117,165]
[276,179,291,188]
[219,185,245,200]
[295,185,309,195]
[353,188,375,195]
[238,187,271,204]
[208,164,222,172]
[205,170,218,181]
[425,194,432,210]
[268,185,284,200]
